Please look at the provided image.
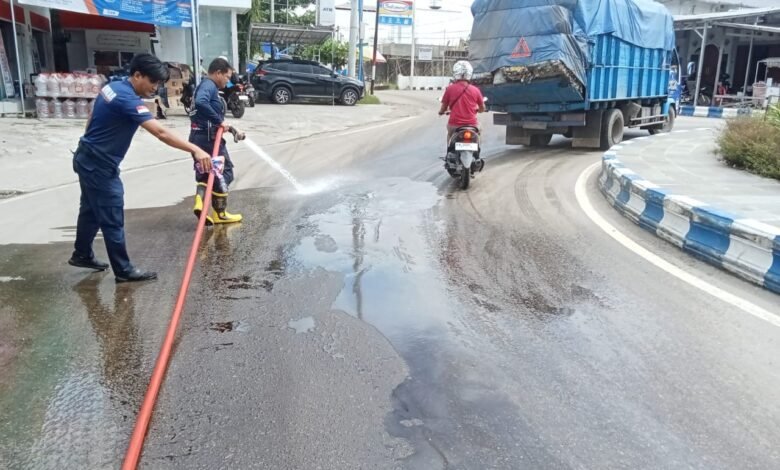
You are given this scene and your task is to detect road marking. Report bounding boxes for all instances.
[575,161,780,328]
[317,115,418,139]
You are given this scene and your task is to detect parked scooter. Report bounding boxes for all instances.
[237,74,256,107]
[681,79,712,106]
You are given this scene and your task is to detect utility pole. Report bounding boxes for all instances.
[348,0,359,77]
[271,0,275,23]
[191,0,202,86]
[410,0,416,89]
[358,0,364,81]
[371,0,380,93]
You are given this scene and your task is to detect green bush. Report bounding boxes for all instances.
[766,103,780,126]
[717,117,780,180]
[358,95,381,105]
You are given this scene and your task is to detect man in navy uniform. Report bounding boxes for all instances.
[69,53,213,283]
[189,57,243,225]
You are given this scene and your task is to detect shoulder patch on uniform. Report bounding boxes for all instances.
[136,105,151,114]
[101,85,117,102]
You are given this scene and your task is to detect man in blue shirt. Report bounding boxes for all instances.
[189,57,244,225]
[70,53,213,283]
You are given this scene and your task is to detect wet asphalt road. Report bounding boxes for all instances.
[1,92,780,469]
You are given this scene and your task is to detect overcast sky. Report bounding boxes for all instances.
[333,0,476,46]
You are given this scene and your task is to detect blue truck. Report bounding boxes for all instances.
[469,0,679,150]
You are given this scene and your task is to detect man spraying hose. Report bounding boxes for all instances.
[189,57,245,225]
[69,54,213,283]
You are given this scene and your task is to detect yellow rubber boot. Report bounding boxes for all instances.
[211,192,243,224]
[193,183,214,226]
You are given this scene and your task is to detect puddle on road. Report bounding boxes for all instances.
[292,177,452,345]
[288,316,316,334]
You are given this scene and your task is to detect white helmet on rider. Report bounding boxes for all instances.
[453,61,474,81]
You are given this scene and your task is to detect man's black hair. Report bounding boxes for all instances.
[129,53,169,83]
[208,57,233,75]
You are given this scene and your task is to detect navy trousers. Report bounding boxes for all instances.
[72,149,133,276]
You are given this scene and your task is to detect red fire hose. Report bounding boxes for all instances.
[122,127,224,470]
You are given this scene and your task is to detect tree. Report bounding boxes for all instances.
[238,0,317,65]
[301,39,349,69]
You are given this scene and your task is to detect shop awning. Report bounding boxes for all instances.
[0,0,24,25]
[58,10,155,33]
[249,23,333,46]
[0,1,50,31]
[759,58,780,69]
[362,47,386,64]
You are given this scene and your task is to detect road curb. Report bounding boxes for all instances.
[599,148,780,294]
[678,105,758,119]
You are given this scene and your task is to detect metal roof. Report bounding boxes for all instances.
[759,57,780,68]
[674,6,780,24]
[249,23,334,46]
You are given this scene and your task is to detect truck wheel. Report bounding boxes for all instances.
[649,107,675,135]
[529,134,552,147]
[600,109,624,150]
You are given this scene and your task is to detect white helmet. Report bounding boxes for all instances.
[453,60,473,81]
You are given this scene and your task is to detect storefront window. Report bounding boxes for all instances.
[0,20,17,99]
[32,30,47,72]
[199,8,231,64]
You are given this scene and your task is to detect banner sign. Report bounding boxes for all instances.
[379,0,413,26]
[0,33,15,98]
[17,0,193,28]
[318,0,335,27]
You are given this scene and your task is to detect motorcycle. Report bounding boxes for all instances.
[181,76,248,118]
[681,78,712,106]
[237,74,256,107]
[221,81,248,118]
[181,74,196,114]
[440,96,487,190]
[445,126,484,190]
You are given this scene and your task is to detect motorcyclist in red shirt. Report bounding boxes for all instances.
[439,61,486,151]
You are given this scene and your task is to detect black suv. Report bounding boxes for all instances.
[253,59,365,106]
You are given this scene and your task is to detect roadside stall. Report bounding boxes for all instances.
[6,0,195,118]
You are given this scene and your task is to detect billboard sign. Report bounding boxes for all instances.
[17,0,193,28]
[379,0,413,26]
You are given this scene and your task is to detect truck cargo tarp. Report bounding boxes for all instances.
[469,0,675,84]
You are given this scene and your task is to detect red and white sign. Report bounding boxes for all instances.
[0,34,15,98]
[511,38,532,59]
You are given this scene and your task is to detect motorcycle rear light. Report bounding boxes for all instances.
[463,131,473,142]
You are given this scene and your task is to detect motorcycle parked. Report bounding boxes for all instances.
[681,79,712,106]
[181,76,248,118]
[222,81,248,118]
[237,74,256,107]
[181,74,196,114]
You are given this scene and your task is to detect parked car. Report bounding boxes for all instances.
[253,59,364,106]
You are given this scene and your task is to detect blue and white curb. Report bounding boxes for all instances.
[600,152,780,294]
[678,105,756,119]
